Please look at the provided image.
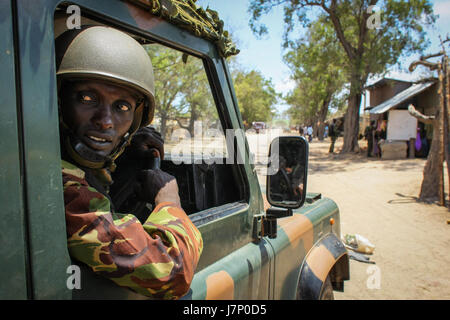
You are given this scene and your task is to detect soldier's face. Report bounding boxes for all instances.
[61,80,141,157]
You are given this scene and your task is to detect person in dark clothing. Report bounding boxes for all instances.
[329,118,344,153]
[329,119,339,153]
[364,120,376,157]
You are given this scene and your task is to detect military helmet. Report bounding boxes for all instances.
[56,25,155,129]
[55,26,156,173]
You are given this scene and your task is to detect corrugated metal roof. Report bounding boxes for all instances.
[365,77,412,90]
[369,82,435,114]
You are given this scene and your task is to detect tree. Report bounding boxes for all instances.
[232,69,278,126]
[176,55,217,136]
[146,45,187,140]
[285,83,317,126]
[146,44,217,139]
[283,16,347,139]
[249,0,435,152]
[408,38,450,205]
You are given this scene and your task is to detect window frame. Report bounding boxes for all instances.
[15,0,265,298]
[56,0,252,213]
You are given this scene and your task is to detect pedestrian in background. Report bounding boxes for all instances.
[307,126,313,142]
[328,119,342,153]
[364,120,376,157]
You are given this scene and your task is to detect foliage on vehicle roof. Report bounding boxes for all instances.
[126,0,240,58]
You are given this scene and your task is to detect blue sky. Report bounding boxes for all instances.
[196,0,450,114]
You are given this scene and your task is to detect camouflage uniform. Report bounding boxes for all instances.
[62,159,203,299]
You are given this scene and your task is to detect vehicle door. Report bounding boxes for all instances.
[0,0,29,299]
[13,0,274,299]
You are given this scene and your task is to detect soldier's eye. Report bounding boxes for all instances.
[78,92,96,104]
[115,101,132,112]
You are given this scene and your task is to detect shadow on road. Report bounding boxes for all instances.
[388,193,449,206]
[387,193,419,204]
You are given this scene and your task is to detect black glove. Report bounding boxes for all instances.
[134,169,177,205]
[129,126,164,161]
[110,127,165,220]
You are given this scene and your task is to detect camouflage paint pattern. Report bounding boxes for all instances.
[185,238,274,300]
[62,160,203,299]
[183,196,348,300]
[269,197,347,299]
[297,232,348,299]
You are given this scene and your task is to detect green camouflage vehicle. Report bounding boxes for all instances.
[0,0,349,299]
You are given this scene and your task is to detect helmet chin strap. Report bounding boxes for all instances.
[64,132,133,185]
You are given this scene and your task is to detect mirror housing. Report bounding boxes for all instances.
[266,136,308,209]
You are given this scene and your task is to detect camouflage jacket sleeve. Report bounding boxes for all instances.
[61,160,203,299]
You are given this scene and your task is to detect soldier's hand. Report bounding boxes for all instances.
[135,169,181,207]
[129,126,165,160]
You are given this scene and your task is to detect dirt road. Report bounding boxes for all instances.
[305,139,450,300]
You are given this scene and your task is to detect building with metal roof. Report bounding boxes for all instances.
[363,78,438,159]
[368,82,435,115]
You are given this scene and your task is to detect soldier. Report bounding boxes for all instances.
[56,26,203,299]
[328,118,343,153]
[328,119,337,153]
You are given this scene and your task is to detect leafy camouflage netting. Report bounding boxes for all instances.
[126,0,240,58]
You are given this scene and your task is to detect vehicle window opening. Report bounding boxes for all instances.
[53,5,244,221]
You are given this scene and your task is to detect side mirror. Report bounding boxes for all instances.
[266,136,308,209]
